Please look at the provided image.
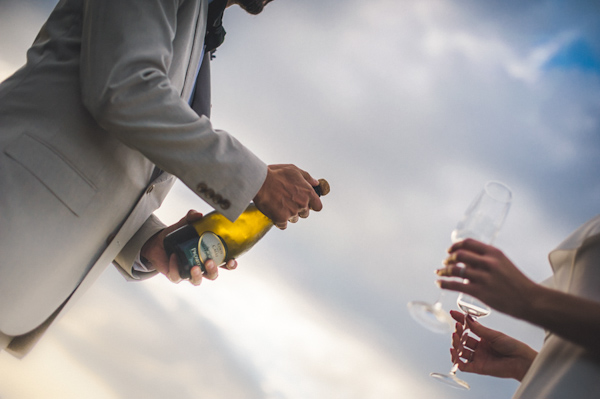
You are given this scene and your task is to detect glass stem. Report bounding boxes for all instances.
[432,290,446,308]
[449,312,472,376]
[449,362,459,375]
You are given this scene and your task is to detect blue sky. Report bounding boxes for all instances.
[0,1,599,398]
[545,38,600,72]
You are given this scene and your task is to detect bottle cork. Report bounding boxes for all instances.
[316,178,330,197]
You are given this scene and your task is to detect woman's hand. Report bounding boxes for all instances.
[436,238,539,319]
[450,310,537,381]
[141,210,237,285]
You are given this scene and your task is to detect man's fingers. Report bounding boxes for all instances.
[189,266,203,286]
[165,210,203,236]
[308,194,323,212]
[168,254,183,283]
[298,208,310,218]
[189,258,237,285]
[203,259,219,281]
[185,209,204,223]
[221,259,237,270]
[294,166,319,188]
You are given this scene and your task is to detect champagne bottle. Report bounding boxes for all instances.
[164,179,330,279]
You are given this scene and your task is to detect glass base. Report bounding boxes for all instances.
[407,301,454,334]
[430,372,470,390]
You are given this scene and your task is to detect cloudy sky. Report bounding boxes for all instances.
[0,0,599,398]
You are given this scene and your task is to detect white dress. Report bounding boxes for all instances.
[513,215,600,398]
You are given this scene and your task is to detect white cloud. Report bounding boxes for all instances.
[143,261,443,399]
[0,336,120,399]
[506,30,579,83]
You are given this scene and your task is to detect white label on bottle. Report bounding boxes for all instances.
[198,232,227,266]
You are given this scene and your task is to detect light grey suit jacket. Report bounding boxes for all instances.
[0,0,267,356]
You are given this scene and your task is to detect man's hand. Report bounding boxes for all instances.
[140,210,237,285]
[253,164,323,230]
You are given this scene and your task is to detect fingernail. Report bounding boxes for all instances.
[436,268,450,276]
[435,280,442,288]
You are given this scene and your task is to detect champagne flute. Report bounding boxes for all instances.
[408,180,508,333]
[429,181,512,390]
[407,289,454,334]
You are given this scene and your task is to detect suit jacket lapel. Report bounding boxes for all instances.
[190,51,212,118]
[181,0,208,102]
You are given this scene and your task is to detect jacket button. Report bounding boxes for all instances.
[220,200,231,210]
[196,182,208,193]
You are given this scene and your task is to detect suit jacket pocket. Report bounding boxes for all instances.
[4,133,97,216]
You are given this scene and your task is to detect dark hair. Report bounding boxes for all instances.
[239,0,274,15]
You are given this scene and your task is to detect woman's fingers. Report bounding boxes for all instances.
[460,347,476,363]
[436,265,488,283]
[448,238,490,255]
[450,310,465,323]
[443,250,490,271]
[437,278,480,297]
[462,334,480,351]
[450,347,473,366]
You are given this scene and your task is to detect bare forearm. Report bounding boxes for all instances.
[520,285,600,353]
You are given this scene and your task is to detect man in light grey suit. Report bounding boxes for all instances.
[0,0,323,357]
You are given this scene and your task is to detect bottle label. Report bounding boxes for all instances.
[197,232,227,266]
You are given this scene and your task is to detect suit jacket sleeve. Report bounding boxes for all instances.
[113,214,163,280]
[79,0,267,221]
